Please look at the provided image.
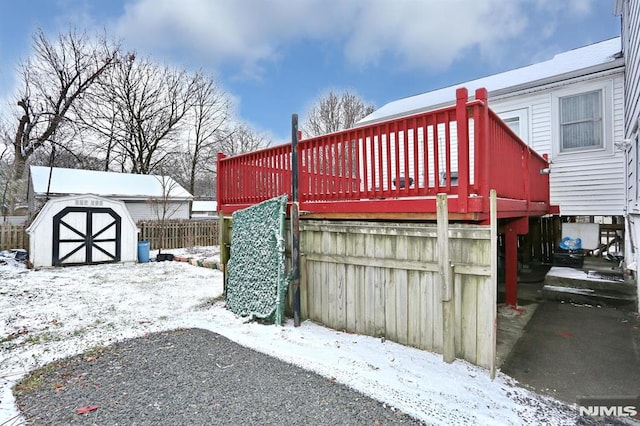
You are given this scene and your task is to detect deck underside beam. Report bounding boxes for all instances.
[219,196,552,222]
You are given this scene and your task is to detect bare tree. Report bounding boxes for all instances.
[80,54,200,174]
[147,174,185,255]
[7,29,119,212]
[301,89,375,137]
[0,135,12,220]
[74,91,127,172]
[182,72,231,196]
[29,145,104,171]
[219,123,271,156]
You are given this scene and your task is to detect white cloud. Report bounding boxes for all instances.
[344,1,526,71]
[568,0,593,16]
[113,0,569,76]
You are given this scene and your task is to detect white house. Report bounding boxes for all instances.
[26,194,139,268]
[28,166,193,223]
[358,37,625,219]
[615,0,640,308]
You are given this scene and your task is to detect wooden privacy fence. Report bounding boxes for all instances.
[215,194,500,372]
[296,216,497,373]
[218,194,498,372]
[0,224,29,251]
[137,220,219,250]
[2,221,220,253]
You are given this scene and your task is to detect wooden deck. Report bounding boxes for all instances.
[217,87,554,222]
[216,87,557,308]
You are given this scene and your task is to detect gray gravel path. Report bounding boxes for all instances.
[13,328,423,425]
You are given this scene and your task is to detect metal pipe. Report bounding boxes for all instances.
[291,114,301,326]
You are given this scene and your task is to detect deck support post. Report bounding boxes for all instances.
[504,225,518,307]
[218,212,230,297]
[437,194,455,364]
[502,217,529,307]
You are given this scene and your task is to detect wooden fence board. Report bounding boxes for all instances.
[373,234,386,338]
[453,273,463,355]
[138,220,219,250]
[425,272,437,351]
[354,232,367,334]
[476,276,494,369]
[460,275,478,364]
[334,232,347,330]
[0,224,29,251]
[395,235,409,346]
[321,230,332,326]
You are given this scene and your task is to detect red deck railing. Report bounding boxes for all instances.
[217,87,553,221]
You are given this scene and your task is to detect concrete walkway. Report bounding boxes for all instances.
[501,300,640,405]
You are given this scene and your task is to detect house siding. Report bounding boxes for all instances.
[489,74,625,216]
[625,0,640,212]
[620,0,640,306]
[625,0,640,137]
[125,201,190,223]
[531,101,553,154]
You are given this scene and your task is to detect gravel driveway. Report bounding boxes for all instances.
[13,328,421,425]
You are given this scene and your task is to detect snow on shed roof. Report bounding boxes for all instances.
[30,166,192,199]
[359,37,623,125]
[191,201,217,212]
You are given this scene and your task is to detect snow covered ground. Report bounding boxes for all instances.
[0,247,577,425]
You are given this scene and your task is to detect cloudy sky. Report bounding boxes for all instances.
[0,0,622,142]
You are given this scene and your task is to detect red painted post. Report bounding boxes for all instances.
[455,88,469,213]
[504,223,518,307]
[523,146,531,214]
[474,88,490,205]
[504,217,528,307]
[216,152,227,208]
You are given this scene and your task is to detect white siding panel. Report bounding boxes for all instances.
[625,0,640,136]
[624,0,640,216]
[530,100,553,155]
[614,77,625,143]
[125,201,190,223]
[550,152,625,215]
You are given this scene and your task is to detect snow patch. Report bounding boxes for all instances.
[1,247,575,425]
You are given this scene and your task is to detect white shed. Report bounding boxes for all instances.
[26,194,139,268]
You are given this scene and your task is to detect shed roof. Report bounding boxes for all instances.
[30,166,192,200]
[359,37,623,125]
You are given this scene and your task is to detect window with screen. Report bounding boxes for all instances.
[559,90,603,152]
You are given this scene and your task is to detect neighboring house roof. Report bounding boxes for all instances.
[30,166,192,200]
[191,201,218,212]
[359,37,623,125]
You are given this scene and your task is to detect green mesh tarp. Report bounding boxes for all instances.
[226,195,288,324]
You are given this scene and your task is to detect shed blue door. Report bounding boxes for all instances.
[52,207,121,266]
